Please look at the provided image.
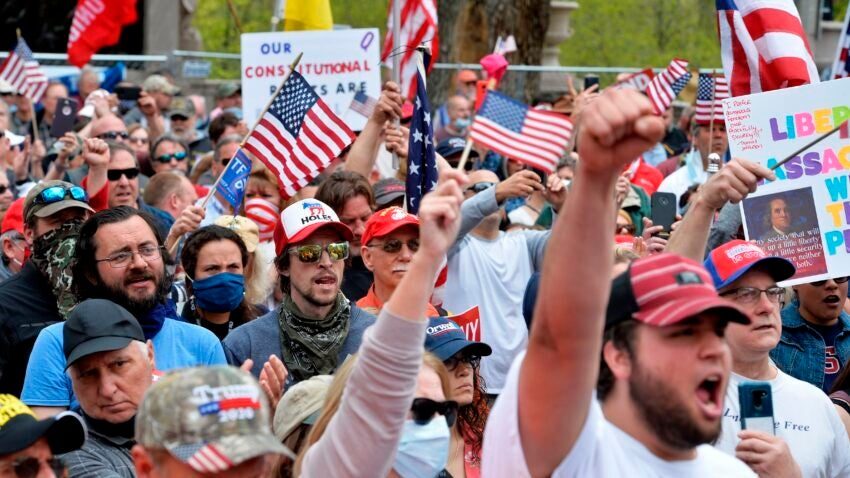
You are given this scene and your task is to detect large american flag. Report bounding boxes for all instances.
[242,71,355,199]
[382,0,438,98]
[405,51,437,214]
[0,38,47,102]
[469,91,573,173]
[832,7,850,79]
[717,0,818,97]
[645,58,690,115]
[694,73,729,124]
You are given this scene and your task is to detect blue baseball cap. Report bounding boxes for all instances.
[704,240,795,290]
[424,317,492,361]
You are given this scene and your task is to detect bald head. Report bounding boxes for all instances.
[468,169,499,185]
[446,95,472,121]
[91,114,127,139]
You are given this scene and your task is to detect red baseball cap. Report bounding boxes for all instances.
[1,198,24,235]
[361,206,419,247]
[704,240,795,290]
[606,253,749,328]
[273,199,353,256]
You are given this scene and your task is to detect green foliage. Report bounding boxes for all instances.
[560,0,721,70]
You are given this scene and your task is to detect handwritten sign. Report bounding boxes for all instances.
[724,78,850,285]
[241,29,381,131]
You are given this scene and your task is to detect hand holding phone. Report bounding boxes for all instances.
[650,192,677,235]
[51,98,78,138]
[584,75,600,91]
[739,381,775,435]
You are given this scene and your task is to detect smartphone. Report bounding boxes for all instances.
[739,382,775,435]
[584,75,600,91]
[650,192,677,234]
[51,98,78,137]
[115,85,142,101]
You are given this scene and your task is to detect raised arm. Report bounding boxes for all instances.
[344,82,403,178]
[665,158,774,261]
[519,89,665,477]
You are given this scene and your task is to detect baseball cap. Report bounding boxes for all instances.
[436,137,469,159]
[373,178,406,209]
[1,198,24,235]
[273,375,332,441]
[425,316,492,361]
[136,366,293,472]
[704,240,796,290]
[63,299,145,369]
[142,75,180,96]
[245,198,280,242]
[168,96,196,119]
[24,180,94,223]
[273,199,353,255]
[401,101,414,121]
[605,253,750,329]
[361,206,419,247]
[0,80,14,95]
[4,130,25,147]
[216,82,241,99]
[214,215,260,253]
[0,395,86,455]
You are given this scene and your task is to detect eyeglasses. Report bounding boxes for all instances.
[444,353,481,371]
[96,244,163,268]
[97,131,129,141]
[720,286,785,305]
[155,151,188,163]
[287,242,350,263]
[367,238,419,254]
[128,137,149,145]
[107,167,140,181]
[11,456,65,478]
[410,398,458,427]
[810,277,850,287]
[465,182,495,194]
[32,185,88,206]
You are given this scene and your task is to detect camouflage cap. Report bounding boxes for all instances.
[142,75,180,96]
[167,96,196,120]
[135,366,292,473]
[24,180,94,223]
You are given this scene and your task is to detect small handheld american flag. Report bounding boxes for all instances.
[348,91,378,118]
[0,38,48,102]
[694,73,729,125]
[645,58,690,115]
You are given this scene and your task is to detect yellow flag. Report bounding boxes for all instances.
[284,0,333,31]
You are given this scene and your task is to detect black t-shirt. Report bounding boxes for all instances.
[809,320,845,393]
[341,256,373,302]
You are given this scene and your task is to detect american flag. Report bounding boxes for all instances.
[616,68,655,91]
[469,91,573,173]
[382,0,438,98]
[717,0,818,97]
[242,71,355,199]
[405,51,437,213]
[348,91,378,118]
[694,73,729,124]
[0,38,48,102]
[645,58,690,115]
[832,7,850,79]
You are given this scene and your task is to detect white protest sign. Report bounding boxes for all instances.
[723,78,850,285]
[241,29,381,131]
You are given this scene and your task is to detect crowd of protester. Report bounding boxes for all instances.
[0,61,849,478]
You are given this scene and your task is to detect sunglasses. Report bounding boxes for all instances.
[810,276,850,287]
[444,353,481,371]
[33,185,88,206]
[155,151,188,163]
[128,137,149,145]
[466,182,495,194]
[288,242,350,263]
[97,131,129,141]
[11,456,65,478]
[367,238,419,254]
[0,184,8,195]
[107,167,140,181]
[410,398,458,427]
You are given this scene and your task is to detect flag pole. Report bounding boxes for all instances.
[15,29,40,156]
[225,0,245,34]
[706,69,721,176]
[391,0,401,169]
[770,119,848,171]
[455,78,496,172]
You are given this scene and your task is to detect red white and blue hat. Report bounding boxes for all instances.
[273,199,353,255]
[704,240,795,290]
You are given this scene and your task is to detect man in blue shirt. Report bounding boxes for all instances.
[21,206,225,417]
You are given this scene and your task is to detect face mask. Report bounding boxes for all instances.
[192,272,245,312]
[454,117,470,130]
[29,218,85,318]
[392,418,450,478]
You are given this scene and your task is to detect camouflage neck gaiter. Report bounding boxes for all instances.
[29,219,84,319]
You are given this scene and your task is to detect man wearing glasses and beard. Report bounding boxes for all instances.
[224,199,376,389]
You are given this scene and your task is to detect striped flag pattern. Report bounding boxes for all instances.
[832,6,850,79]
[245,198,280,242]
[694,73,730,124]
[242,71,355,200]
[716,0,818,97]
[185,443,233,473]
[348,90,378,118]
[382,0,439,98]
[645,58,690,115]
[469,90,573,173]
[0,38,48,102]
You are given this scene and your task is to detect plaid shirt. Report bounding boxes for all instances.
[60,427,135,478]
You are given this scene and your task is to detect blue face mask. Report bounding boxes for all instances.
[392,418,450,478]
[192,272,245,313]
[454,117,471,130]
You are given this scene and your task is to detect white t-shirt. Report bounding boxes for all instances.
[716,368,850,478]
[483,352,756,477]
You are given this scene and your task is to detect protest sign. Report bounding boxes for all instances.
[724,77,850,285]
[447,306,481,342]
[241,29,381,131]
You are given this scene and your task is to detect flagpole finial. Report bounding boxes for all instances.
[15,29,21,40]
